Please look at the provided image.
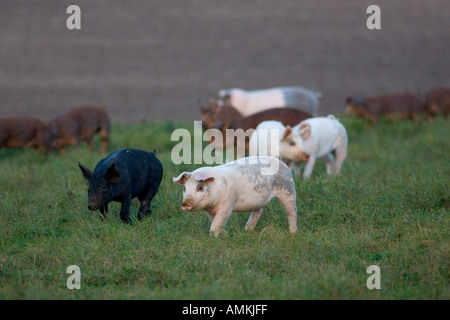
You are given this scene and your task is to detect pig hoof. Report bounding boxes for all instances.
[138,210,152,220]
[210,229,227,237]
[121,217,132,224]
[244,225,255,231]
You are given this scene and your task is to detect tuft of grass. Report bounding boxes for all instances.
[0,116,448,299]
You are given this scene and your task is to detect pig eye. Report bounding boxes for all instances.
[183,186,186,192]
[196,185,204,192]
[289,141,296,146]
[100,186,108,193]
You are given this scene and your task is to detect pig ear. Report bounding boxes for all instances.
[281,126,292,142]
[193,171,215,183]
[104,163,121,182]
[78,162,92,180]
[173,172,191,184]
[299,123,311,139]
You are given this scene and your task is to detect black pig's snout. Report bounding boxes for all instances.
[88,204,99,211]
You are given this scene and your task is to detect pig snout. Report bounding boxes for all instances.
[299,152,309,162]
[181,202,192,211]
[88,203,99,211]
[87,198,102,211]
[87,193,103,212]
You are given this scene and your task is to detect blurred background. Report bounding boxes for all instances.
[0,0,449,122]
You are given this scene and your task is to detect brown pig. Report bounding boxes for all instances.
[0,116,52,153]
[50,105,110,154]
[346,93,425,124]
[199,99,242,130]
[424,87,450,119]
[211,107,312,155]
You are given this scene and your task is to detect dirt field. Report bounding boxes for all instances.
[0,0,449,122]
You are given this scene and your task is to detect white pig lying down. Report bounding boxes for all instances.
[173,156,298,237]
[249,120,309,171]
[293,115,348,179]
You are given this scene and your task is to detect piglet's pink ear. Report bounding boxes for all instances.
[173,172,191,184]
[299,123,311,139]
[281,126,292,142]
[193,171,215,183]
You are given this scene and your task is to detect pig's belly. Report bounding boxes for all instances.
[232,192,273,212]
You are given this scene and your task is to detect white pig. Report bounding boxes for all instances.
[293,115,348,179]
[249,121,309,171]
[173,156,298,237]
[218,87,320,117]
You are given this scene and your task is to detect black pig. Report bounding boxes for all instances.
[78,149,163,223]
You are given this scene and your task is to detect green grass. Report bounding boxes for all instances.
[0,116,448,299]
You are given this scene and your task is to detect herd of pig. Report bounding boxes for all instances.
[200,86,449,179]
[1,86,449,236]
[0,105,110,154]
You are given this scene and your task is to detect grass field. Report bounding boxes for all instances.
[0,116,448,299]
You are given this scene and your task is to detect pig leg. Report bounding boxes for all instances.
[287,161,301,176]
[99,136,108,153]
[32,144,41,153]
[60,137,78,155]
[290,162,302,176]
[120,198,132,224]
[137,183,160,220]
[333,146,347,175]
[209,207,233,237]
[275,192,298,233]
[321,153,335,175]
[87,137,95,151]
[245,208,263,231]
[137,200,148,220]
[303,154,317,179]
[99,127,109,153]
[69,136,79,149]
[207,212,215,222]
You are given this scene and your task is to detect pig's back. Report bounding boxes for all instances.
[218,156,289,191]
[96,149,162,184]
[306,118,347,158]
[116,149,161,172]
[282,87,319,114]
[218,156,294,211]
[2,117,46,139]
